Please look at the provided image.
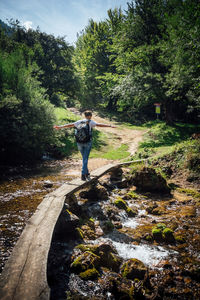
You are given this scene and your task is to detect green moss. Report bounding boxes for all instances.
[114,197,127,210]
[126,191,139,199]
[79,268,99,280]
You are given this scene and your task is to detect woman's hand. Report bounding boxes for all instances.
[53,125,60,129]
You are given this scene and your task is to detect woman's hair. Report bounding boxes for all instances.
[84,110,92,117]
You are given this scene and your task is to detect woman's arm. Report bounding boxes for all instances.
[53,123,75,129]
[96,123,116,128]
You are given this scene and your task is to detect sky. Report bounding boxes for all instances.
[0,0,129,45]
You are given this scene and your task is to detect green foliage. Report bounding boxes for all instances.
[0,49,57,163]
[101,144,130,160]
[73,0,200,123]
[134,121,200,161]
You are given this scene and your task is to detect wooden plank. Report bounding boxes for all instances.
[0,160,145,300]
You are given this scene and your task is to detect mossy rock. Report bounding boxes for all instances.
[121,258,147,280]
[152,224,175,243]
[126,207,137,217]
[152,228,163,241]
[87,217,95,230]
[75,227,84,240]
[146,203,158,214]
[79,184,108,201]
[131,166,171,194]
[175,235,186,244]
[79,268,99,280]
[75,243,99,254]
[101,220,114,233]
[70,251,100,274]
[162,227,175,243]
[114,197,127,210]
[144,234,153,242]
[81,224,96,240]
[101,252,122,272]
[104,273,135,299]
[156,223,166,230]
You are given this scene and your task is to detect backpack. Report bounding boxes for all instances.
[75,120,91,143]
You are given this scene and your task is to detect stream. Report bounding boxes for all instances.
[47,174,200,300]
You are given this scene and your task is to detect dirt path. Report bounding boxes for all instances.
[66,108,145,176]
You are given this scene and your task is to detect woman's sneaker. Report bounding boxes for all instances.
[86,174,91,181]
[81,174,86,181]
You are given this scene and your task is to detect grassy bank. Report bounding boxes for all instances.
[132,121,200,181]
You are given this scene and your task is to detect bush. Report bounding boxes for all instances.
[0,49,57,163]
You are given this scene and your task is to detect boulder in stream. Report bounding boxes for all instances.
[121,258,147,280]
[131,166,171,194]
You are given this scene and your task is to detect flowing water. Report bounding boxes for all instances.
[0,158,80,273]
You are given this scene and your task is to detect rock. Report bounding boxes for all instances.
[114,197,127,210]
[121,258,147,280]
[115,178,130,188]
[65,194,80,215]
[81,224,96,240]
[113,221,123,229]
[152,223,175,243]
[97,243,122,272]
[79,268,99,280]
[152,227,163,242]
[175,235,186,244]
[143,233,153,242]
[79,183,109,201]
[75,242,121,272]
[43,180,53,188]
[102,272,135,300]
[126,207,137,217]
[146,202,158,214]
[162,228,175,243]
[131,167,171,193]
[70,251,100,274]
[110,167,123,182]
[101,220,114,233]
[53,209,79,240]
[105,204,120,221]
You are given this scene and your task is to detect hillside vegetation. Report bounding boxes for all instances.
[0,0,200,165]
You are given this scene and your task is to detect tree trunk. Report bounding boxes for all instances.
[164,99,174,125]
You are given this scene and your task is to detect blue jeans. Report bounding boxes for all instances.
[77,141,92,175]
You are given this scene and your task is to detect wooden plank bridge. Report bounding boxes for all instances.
[0,160,145,300]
